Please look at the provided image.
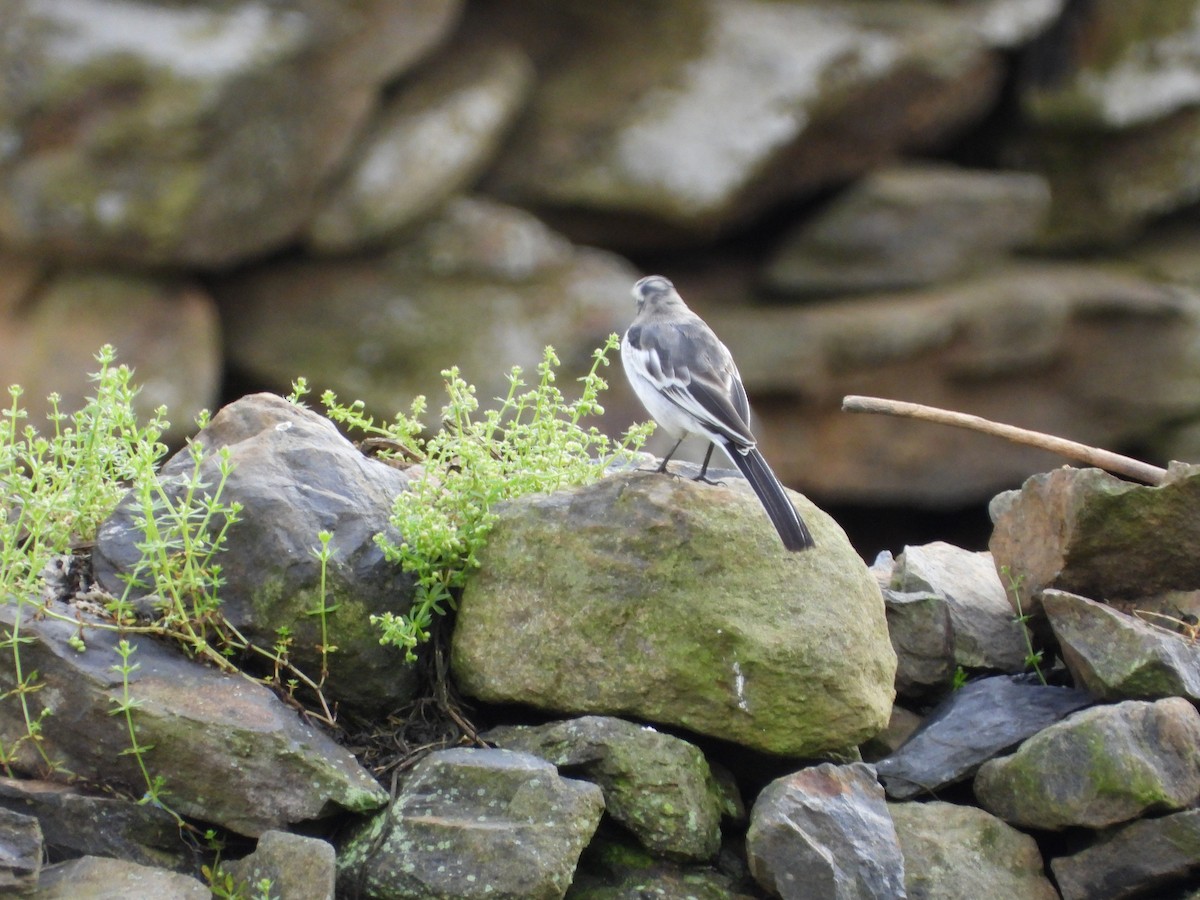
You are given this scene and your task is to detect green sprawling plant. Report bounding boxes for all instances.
[1,348,170,780]
[321,334,653,660]
[0,346,334,830]
[1,346,169,604]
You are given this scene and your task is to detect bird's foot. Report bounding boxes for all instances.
[629,461,676,476]
[693,473,724,486]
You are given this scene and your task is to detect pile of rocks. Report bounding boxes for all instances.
[5,1,1200,509]
[3,393,1199,897]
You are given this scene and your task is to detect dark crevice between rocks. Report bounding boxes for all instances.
[339,610,487,790]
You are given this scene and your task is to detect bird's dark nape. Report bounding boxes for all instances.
[726,444,815,552]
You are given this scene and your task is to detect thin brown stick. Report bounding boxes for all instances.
[841,395,1168,486]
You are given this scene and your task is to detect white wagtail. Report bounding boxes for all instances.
[621,275,815,552]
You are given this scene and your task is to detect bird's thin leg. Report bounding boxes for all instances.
[656,437,685,474]
[693,444,722,485]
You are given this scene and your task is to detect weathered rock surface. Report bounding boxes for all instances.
[0,777,189,872]
[889,800,1057,900]
[1043,589,1200,702]
[990,463,1200,615]
[1051,807,1200,900]
[0,0,463,266]
[0,808,41,893]
[893,542,1028,673]
[29,855,208,899]
[876,675,1092,800]
[306,38,533,252]
[92,392,418,717]
[882,590,956,699]
[218,196,634,417]
[482,0,1050,240]
[974,697,1200,830]
[766,164,1049,296]
[485,715,727,861]
[337,748,604,899]
[453,471,896,758]
[746,762,906,900]
[0,604,387,837]
[225,831,337,900]
[0,264,220,444]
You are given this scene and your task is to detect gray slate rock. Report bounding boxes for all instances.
[29,855,208,899]
[767,164,1049,296]
[893,542,1028,674]
[876,675,1092,800]
[974,697,1200,830]
[93,392,419,718]
[337,748,604,900]
[990,463,1200,615]
[1043,588,1200,702]
[452,472,896,758]
[746,762,905,900]
[0,808,41,894]
[889,801,1057,900]
[0,777,188,872]
[225,831,336,900]
[882,590,956,699]
[485,715,727,861]
[0,604,386,837]
[1051,807,1200,900]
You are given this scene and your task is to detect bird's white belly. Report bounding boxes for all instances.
[622,343,703,440]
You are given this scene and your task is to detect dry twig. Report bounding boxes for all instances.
[841,395,1168,486]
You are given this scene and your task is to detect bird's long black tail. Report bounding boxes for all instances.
[726,443,815,552]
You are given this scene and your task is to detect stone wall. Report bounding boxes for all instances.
[5,0,1200,506]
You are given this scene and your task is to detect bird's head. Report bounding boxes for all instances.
[632,275,678,311]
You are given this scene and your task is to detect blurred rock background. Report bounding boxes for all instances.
[5,0,1200,553]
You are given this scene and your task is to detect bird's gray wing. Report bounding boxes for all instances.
[631,320,756,448]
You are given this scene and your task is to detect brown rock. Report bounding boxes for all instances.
[746,763,905,900]
[32,856,208,899]
[767,164,1050,296]
[990,464,1200,615]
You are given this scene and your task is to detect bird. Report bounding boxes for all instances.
[620,275,815,552]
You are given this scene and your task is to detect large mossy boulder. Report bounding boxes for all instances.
[451,471,896,757]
